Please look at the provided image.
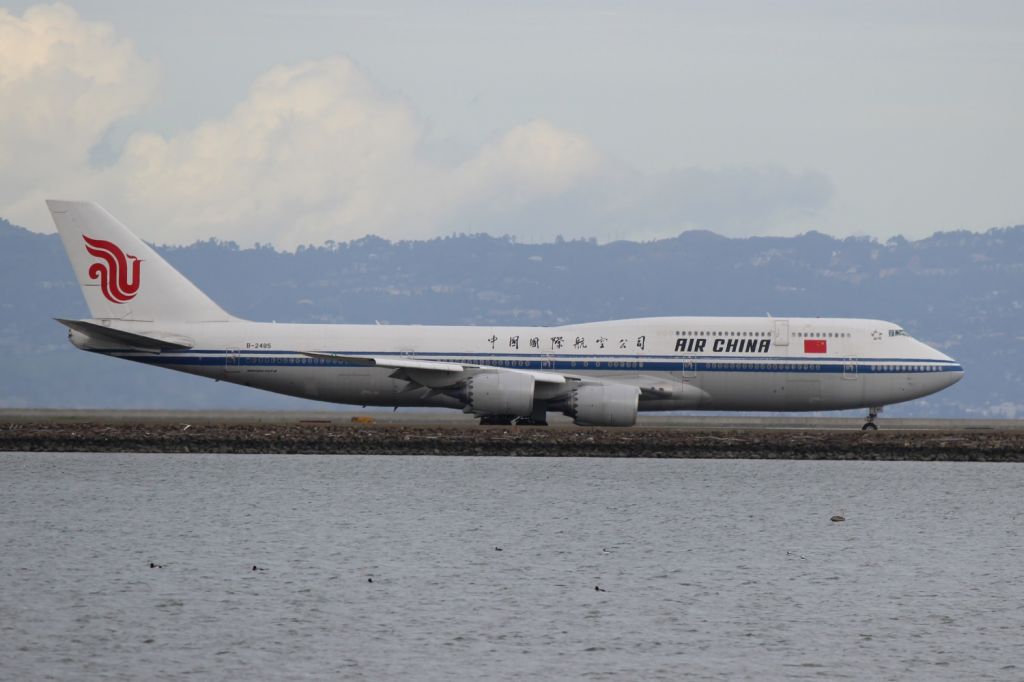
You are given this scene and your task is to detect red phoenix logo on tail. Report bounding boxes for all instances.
[83,235,142,303]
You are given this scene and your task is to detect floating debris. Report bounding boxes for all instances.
[831,515,846,523]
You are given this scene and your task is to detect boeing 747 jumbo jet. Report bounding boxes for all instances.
[49,201,963,429]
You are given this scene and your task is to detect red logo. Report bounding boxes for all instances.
[83,235,142,303]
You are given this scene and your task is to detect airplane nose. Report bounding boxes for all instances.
[939,352,965,388]
[945,363,965,387]
[920,341,964,389]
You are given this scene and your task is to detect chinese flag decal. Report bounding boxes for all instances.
[804,339,827,354]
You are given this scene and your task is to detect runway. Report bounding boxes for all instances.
[2,409,1022,430]
[2,410,1023,460]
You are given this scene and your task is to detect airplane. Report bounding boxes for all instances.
[48,200,964,430]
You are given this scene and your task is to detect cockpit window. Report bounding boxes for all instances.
[888,329,910,337]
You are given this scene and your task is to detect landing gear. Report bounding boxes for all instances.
[862,406,882,431]
[478,412,550,426]
[513,416,549,426]
[478,415,515,426]
[514,406,549,427]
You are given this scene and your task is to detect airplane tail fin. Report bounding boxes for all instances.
[47,200,234,322]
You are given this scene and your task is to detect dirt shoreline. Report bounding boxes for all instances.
[3,421,1024,460]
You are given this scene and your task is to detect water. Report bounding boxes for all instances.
[1,453,1022,681]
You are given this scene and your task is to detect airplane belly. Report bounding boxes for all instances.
[696,366,874,411]
[700,369,787,410]
[313,368,395,404]
[862,374,900,407]
[862,371,951,407]
[312,367,461,408]
[816,372,865,410]
[909,372,950,400]
[217,364,444,408]
[784,378,822,409]
[209,363,382,405]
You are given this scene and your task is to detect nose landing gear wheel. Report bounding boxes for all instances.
[862,406,882,431]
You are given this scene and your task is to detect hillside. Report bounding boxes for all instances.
[1,218,1020,417]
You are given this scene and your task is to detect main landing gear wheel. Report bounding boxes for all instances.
[478,415,515,426]
[862,406,882,431]
[513,416,549,426]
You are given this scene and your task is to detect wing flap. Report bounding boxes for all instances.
[301,352,465,373]
[302,351,570,385]
[494,367,568,385]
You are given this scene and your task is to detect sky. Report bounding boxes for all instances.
[1,1,1022,248]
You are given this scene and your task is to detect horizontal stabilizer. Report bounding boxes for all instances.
[55,318,194,351]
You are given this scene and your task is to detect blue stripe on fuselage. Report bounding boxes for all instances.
[93,349,963,375]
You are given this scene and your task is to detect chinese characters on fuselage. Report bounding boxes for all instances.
[484,334,767,353]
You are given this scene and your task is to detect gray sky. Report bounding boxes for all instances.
[2,1,1022,247]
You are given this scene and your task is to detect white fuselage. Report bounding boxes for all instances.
[75,315,963,413]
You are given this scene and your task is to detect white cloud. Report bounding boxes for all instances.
[99,59,604,247]
[0,3,832,247]
[0,3,155,219]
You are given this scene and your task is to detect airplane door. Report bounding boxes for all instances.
[839,356,864,405]
[773,320,790,347]
[671,357,703,408]
[226,347,241,374]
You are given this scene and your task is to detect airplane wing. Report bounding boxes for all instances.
[301,352,465,373]
[301,351,571,385]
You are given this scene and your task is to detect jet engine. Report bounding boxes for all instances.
[462,372,535,417]
[565,383,640,427]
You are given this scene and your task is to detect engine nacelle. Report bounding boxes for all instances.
[463,371,535,417]
[566,383,640,427]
